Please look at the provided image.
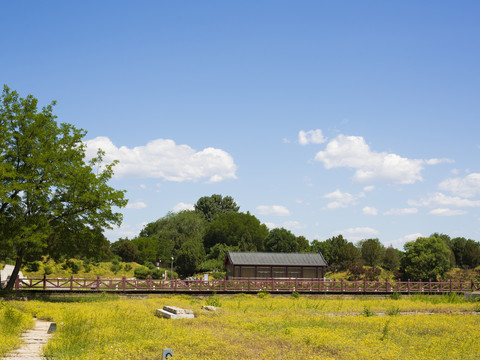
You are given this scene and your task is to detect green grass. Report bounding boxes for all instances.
[2,294,480,359]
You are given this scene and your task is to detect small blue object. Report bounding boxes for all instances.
[163,348,173,359]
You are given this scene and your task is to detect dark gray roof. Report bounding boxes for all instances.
[226,252,328,267]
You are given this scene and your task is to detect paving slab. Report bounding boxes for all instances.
[2,319,52,360]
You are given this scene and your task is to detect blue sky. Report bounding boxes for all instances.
[2,1,480,248]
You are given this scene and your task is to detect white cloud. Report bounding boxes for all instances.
[362,206,378,216]
[409,192,480,208]
[438,173,480,198]
[363,185,375,192]
[256,205,290,216]
[324,189,365,209]
[172,202,194,212]
[384,208,418,215]
[282,221,305,231]
[298,129,327,145]
[126,201,147,209]
[262,221,304,231]
[104,222,147,241]
[429,208,467,216]
[391,233,423,249]
[264,222,276,229]
[85,136,237,183]
[314,134,446,184]
[333,227,380,241]
[424,158,454,165]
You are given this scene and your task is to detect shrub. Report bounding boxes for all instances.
[390,292,402,300]
[43,265,53,275]
[386,305,401,316]
[124,264,132,272]
[291,291,300,299]
[134,266,151,279]
[364,267,382,281]
[257,289,270,299]
[25,261,41,272]
[150,268,164,280]
[110,263,123,274]
[62,260,81,274]
[205,294,222,307]
[362,305,375,317]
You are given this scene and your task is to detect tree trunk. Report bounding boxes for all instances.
[4,247,25,292]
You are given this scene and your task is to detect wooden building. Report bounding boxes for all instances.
[224,252,328,280]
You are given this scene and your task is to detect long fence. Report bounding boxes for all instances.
[2,276,480,294]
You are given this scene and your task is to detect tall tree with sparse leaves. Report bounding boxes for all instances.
[0,86,127,291]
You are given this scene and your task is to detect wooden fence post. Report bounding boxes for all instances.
[43,275,47,291]
[15,276,20,290]
[122,276,126,292]
[70,276,73,291]
[450,279,453,293]
[407,279,410,294]
[96,276,100,291]
[386,279,389,293]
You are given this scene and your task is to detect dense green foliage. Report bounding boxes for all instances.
[0,86,127,290]
[402,236,452,280]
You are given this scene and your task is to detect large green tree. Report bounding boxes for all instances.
[194,194,239,222]
[359,238,385,267]
[0,86,127,290]
[402,236,452,280]
[135,210,206,273]
[203,212,268,252]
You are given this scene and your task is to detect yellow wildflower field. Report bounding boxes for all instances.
[2,293,480,359]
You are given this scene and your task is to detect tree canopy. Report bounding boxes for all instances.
[0,86,127,290]
[194,194,239,221]
[402,236,452,280]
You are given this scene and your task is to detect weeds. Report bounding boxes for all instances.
[362,305,375,317]
[380,319,391,341]
[386,305,401,316]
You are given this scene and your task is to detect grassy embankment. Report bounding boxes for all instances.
[1,293,480,359]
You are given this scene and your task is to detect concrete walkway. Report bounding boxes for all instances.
[3,319,52,360]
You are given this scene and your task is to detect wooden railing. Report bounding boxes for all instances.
[3,276,480,294]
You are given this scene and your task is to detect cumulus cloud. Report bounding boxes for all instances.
[125,201,147,209]
[256,205,290,216]
[314,134,449,184]
[104,222,147,241]
[282,221,305,231]
[84,136,237,183]
[438,173,480,198]
[408,192,480,208]
[429,208,467,216]
[172,202,194,212]
[391,233,423,249]
[324,189,365,209]
[362,206,378,216]
[333,227,380,241]
[384,208,418,215]
[298,129,327,145]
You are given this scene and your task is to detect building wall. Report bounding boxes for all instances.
[226,264,325,280]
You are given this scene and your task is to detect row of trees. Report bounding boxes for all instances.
[111,195,480,280]
[111,195,310,277]
[2,86,479,290]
